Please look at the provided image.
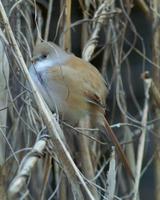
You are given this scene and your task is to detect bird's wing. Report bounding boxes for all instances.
[64,55,107,108]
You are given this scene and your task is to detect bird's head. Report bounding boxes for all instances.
[30,41,70,73]
[32,41,69,63]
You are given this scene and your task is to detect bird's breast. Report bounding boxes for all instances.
[29,64,67,111]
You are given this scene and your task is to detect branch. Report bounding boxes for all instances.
[133,72,151,200]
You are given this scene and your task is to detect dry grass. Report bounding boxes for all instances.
[0,0,159,200]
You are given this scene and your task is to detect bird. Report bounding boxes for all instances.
[29,41,134,179]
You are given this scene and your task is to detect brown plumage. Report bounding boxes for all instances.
[29,41,134,179]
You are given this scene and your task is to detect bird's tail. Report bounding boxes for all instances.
[101,117,134,180]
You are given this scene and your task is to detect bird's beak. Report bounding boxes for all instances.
[31,58,34,64]
[31,54,42,63]
[31,56,37,64]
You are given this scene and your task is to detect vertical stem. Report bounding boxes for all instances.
[133,79,151,200]
[80,0,89,50]
[44,0,54,41]
[63,0,71,51]
[78,118,99,200]
[0,36,9,165]
[152,1,160,200]
[0,31,9,200]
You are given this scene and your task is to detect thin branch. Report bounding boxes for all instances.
[133,75,151,200]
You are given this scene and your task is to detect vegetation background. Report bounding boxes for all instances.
[0,0,159,200]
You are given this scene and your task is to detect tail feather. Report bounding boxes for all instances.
[103,118,134,181]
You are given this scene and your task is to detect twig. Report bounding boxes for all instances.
[133,74,151,200]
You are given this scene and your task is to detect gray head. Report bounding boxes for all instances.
[32,41,70,63]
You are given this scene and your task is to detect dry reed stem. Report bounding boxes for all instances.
[0,2,95,199]
[78,118,99,200]
[82,0,111,61]
[80,0,90,48]
[105,148,116,199]
[0,32,9,165]
[44,0,53,41]
[133,78,151,200]
[8,139,47,198]
[150,79,160,108]
[40,153,52,200]
[64,0,71,51]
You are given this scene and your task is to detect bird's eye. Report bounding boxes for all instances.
[40,54,47,59]
[32,54,48,63]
